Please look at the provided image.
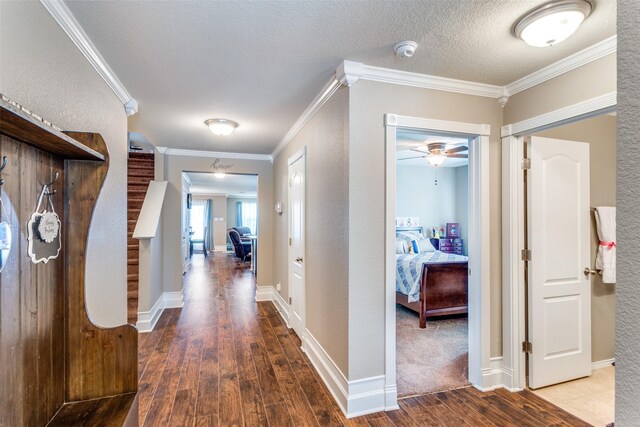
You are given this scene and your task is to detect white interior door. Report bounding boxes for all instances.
[528,136,591,389]
[289,151,306,340]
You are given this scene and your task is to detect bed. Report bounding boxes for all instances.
[396,227,468,328]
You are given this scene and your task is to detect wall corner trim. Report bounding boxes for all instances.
[40,0,138,116]
[505,35,617,96]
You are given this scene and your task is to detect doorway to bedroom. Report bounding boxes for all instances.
[394,129,471,396]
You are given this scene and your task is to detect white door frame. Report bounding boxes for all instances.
[501,91,617,390]
[384,114,491,406]
[288,146,307,347]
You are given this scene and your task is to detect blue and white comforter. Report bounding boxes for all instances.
[396,251,468,303]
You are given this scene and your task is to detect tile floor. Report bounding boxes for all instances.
[530,365,615,427]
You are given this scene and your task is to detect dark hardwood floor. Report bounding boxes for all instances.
[137,252,592,426]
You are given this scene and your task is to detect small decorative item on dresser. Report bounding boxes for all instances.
[446,222,460,238]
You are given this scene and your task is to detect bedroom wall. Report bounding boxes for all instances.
[396,165,457,235]
[272,87,350,375]
[536,114,617,364]
[0,1,128,327]
[455,166,469,255]
[348,81,503,379]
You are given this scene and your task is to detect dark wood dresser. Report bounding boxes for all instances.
[431,237,464,255]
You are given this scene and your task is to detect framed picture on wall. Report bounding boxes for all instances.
[187,193,192,209]
[446,222,459,238]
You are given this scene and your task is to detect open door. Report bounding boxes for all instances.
[289,151,306,340]
[527,136,591,389]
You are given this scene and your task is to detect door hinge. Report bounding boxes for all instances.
[468,268,471,277]
[289,297,292,304]
[521,249,532,261]
[521,158,531,170]
[522,340,533,354]
[289,237,292,246]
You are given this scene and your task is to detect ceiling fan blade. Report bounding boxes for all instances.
[398,155,427,161]
[410,147,430,154]
[447,154,468,159]
[444,146,468,154]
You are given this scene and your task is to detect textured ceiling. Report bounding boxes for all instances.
[187,172,257,197]
[65,0,616,154]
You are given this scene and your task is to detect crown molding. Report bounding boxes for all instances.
[505,35,617,97]
[40,0,138,116]
[158,147,272,161]
[352,62,505,99]
[271,76,343,159]
[501,91,617,137]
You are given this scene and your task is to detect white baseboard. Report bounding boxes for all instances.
[255,286,392,418]
[272,289,291,328]
[255,285,275,302]
[136,290,184,333]
[592,358,615,370]
[304,330,390,418]
[479,357,521,392]
[163,290,184,308]
[136,295,164,333]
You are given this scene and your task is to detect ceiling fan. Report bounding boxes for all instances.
[398,142,468,167]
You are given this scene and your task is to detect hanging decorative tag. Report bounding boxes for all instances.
[27,177,61,264]
[0,197,12,272]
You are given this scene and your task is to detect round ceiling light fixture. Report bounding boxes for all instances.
[514,0,592,47]
[204,118,239,136]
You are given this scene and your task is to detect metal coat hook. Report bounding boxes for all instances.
[42,172,59,196]
[0,156,7,187]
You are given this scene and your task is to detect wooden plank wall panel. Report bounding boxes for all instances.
[0,135,65,426]
[63,132,138,402]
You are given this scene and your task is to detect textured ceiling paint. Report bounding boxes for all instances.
[65,0,615,153]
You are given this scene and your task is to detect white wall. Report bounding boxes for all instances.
[396,165,456,236]
[0,1,128,327]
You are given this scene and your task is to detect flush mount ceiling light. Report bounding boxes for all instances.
[514,0,592,47]
[213,172,227,178]
[204,118,239,136]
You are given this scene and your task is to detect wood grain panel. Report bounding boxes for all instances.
[63,132,138,402]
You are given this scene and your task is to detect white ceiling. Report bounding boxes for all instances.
[64,0,616,155]
[396,130,468,168]
[186,172,258,197]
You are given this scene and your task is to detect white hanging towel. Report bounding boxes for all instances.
[595,206,616,284]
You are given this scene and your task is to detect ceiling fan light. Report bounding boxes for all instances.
[205,118,239,136]
[426,154,446,167]
[514,0,592,47]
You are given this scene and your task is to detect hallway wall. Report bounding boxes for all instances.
[0,1,128,327]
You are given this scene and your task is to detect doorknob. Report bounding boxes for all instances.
[296,257,303,263]
[584,267,597,276]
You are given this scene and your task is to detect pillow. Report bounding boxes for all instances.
[411,239,421,254]
[395,239,408,254]
[417,238,436,253]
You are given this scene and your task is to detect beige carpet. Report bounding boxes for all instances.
[396,305,469,397]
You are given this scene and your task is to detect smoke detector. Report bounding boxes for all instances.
[394,41,418,58]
